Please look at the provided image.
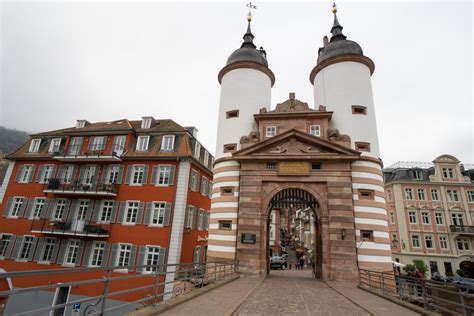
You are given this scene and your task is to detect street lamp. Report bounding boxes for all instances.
[391,238,399,248]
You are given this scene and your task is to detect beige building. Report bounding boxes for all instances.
[384,155,474,277]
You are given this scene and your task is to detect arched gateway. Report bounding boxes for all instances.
[207,5,394,283]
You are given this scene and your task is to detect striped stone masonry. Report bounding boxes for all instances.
[207,160,240,260]
[351,159,393,272]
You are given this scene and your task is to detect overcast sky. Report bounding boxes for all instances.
[1,0,472,166]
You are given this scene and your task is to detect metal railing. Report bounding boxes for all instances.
[30,218,111,237]
[450,225,474,234]
[359,269,474,315]
[0,260,238,315]
[52,144,125,157]
[44,178,119,195]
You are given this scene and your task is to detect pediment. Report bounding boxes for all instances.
[233,129,360,158]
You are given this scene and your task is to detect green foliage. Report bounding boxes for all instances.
[0,126,29,154]
[456,269,465,277]
[403,259,428,277]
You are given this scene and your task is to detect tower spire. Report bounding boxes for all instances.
[330,1,347,42]
[242,2,257,48]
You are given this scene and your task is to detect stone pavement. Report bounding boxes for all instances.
[159,275,262,316]
[157,269,420,316]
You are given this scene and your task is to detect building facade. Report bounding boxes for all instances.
[0,117,213,313]
[384,155,474,277]
[207,6,393,282]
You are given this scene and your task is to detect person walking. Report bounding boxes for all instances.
[299,254,306,270]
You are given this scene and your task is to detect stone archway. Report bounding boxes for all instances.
[264,187,323,278]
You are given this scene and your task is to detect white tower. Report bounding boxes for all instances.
[215,13,275,159]
[310,4,380,158]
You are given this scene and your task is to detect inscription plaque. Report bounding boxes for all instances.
[278,161,310,175]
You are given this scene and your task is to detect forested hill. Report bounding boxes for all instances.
[0,126,29,154]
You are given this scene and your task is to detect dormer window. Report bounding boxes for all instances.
[442,168,454,179]
[136,135,150,151]
[141,117,153,129]
[161,135,175,151]
[28,139,41,153]
[204,151,209,166]
[413,170,422,180]
[194,142,201,159]
[48,138,62,153]
[76,120,87,128]
[266,126,276,138]
[309,125,321,137]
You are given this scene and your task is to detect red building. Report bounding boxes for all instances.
[0,117,213,313]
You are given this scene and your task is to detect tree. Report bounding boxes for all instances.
[403,259,428,277]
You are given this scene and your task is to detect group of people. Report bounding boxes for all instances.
[289,253,307,270]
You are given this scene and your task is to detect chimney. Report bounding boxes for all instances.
[289,92,295,100]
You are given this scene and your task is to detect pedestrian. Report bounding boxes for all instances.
[301,254,307,269]
[299,255,305,270]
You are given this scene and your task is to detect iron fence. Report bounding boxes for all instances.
[359,269,474,315]
[0,259,238,315]
[30,218,111,237]
[44,178,119,195]
[52,144,125,157]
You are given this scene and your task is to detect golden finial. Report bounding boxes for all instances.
[246,1,257,22]
[332,1,337,14]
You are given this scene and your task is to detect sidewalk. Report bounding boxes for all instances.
[159,275,262,316]
[326,281,420,316]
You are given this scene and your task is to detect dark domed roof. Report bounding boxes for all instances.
[317,12,364,64]
[226,22,269,67]
[227,47,268,66]
[317,39,363,63]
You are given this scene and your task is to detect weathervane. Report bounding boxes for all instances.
[246,2,257,22]
[332,1,337,14]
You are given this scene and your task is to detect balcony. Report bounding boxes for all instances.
[44,178,118,196]
[31,219,110,237]
[52,144,125,162]
[449,225,474,235]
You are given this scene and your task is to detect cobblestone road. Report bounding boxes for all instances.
[236,269,369,316]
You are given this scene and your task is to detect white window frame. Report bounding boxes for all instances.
[408,211,417,224]
[89,241,106,267]
[131,165,145,185]
[106,165,120,184]
[405,188,413,200]
[90,136,106,151]
[9,197,24,218]
[40,238,56,263]
[143,245,161,274]
[411,235,420,248]
[190,170,199,192]
[309,124,321,137]
[417,188,425,201]
[49,138,62,153]
[447,190,459,202]
[0,234,13,258]
[439,236,448,250]
[28,139,41,153]
[136,135,150,152]
[40,165,55,184]
[389,212,395,224]
[157,165,171,186]
[116,243,132,267]
[421,211,430,224]
[201,177,208,196]
[141,117,152,129]
[425,235,434,249]
[161,135,175,151]
[124,201,139,225]
[467,190,474,203]
[442,168,454,179]
[99,201,114,223]
[31,198,46,219]
[64,240,80,266]
[18,236,35,261]
[194,142,201,159]
[185,206,194,229]
[150,202,166,227]
[413,170,422,180]
[265,126,276,138]
[451,212,464,226]
[19,165,34,183]
[434,212,444,225]
[457,237,470,251]
[431,189,439,201]
[52,199,67,221]
[204,151,209,166]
